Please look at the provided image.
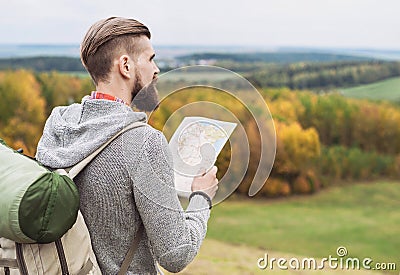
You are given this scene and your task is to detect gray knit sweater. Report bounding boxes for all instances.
[36,97,211,274]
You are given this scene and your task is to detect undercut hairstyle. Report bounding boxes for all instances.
[80,17,151,85]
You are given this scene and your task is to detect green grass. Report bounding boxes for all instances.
[206,182,400,269]
[341,77,400,102]
[163,181,398,274]
[163,239,388,274]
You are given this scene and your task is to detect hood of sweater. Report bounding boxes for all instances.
[36,96,147,168]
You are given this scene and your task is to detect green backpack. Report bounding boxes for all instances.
[0,121,147,244]
[0,122,147,275]
[0,138,79,244]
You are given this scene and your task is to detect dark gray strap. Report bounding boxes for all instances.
[15,243,28,275]
[55,239,69,275]
[117,223,144,275]
[2,243,94,275]
[55,238,94,275]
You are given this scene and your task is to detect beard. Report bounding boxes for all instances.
[130,74,160,112]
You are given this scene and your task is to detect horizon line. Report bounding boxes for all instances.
[0,43,399,52]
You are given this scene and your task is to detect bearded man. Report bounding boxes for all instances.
[36,17,218,274]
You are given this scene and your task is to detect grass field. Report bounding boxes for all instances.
[164,182,399,274]
[163,239,389,275]
[341,77,400,102]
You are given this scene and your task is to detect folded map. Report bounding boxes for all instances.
[168,116,237,197]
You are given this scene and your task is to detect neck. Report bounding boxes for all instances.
[96,78,131,104]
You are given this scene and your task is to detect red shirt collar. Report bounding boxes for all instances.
[90,91,129,106]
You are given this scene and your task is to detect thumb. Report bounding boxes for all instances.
[208,166,218,177]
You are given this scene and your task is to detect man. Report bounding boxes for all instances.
[36,17,218,274]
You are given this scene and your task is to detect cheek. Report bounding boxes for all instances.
[141,65,154,84]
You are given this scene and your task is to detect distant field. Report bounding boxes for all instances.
[159,70,237,82]
[165,182,400,274]
[61,71,90,78]
[341,77,400,102]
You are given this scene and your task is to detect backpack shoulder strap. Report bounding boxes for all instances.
[66,121,147,179]
[61,121,148,274]
[117,223,144,275]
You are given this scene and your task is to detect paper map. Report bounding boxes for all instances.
[169,116,237,197]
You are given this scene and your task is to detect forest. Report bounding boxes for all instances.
[1,68,399,197]
[2,56,400,91]
[222,60,400,90]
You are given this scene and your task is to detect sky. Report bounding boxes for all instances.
[0,0,399,49]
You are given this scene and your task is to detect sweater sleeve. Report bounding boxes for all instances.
[127,129,211,273]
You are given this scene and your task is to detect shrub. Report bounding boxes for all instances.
[292,175,312,194]
[305,169,321,192]
[259,178,291,197]
[318,146,397,180]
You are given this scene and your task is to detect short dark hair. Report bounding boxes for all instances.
[80,17,151,85]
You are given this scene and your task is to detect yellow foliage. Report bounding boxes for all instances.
[259,178,291,197]
[267,90,305,125]
[279,181,291,196]
[37,72,91,114]
[293,175,311,194]
[269,99,299,123]
[274,121,321,175]
[0,70,46,155]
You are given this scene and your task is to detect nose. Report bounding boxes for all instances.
[154,63,160,74]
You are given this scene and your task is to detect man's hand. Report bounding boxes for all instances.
[191,166,219,199]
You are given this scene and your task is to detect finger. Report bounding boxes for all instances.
[204,166,217,179]
[210,166,218,175]
[213,181,218,189]
[208,179,219,190]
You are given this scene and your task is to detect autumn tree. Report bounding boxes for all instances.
[36,72,94,115]
[0,70,46,155]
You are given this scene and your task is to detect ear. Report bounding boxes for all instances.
[118,55,133,79]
